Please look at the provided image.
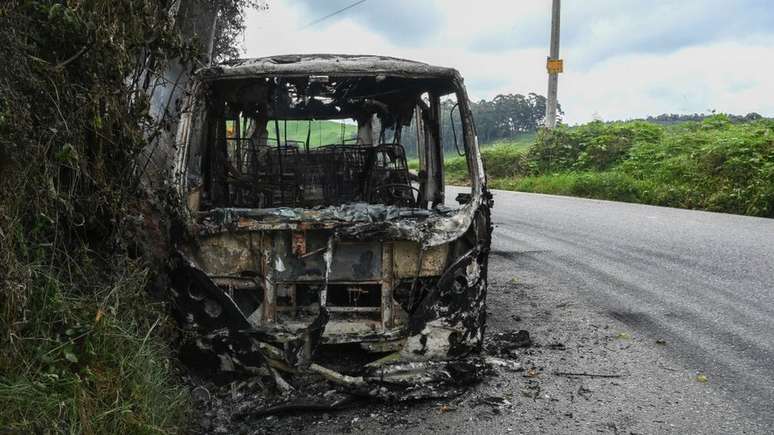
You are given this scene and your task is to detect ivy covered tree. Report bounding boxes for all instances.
[0,1,261,432]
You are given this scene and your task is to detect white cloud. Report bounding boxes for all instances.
[560,41,774,123]
[242,4,395,57]
[242,1,774,124]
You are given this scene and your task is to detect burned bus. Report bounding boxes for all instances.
[169,54,492,376]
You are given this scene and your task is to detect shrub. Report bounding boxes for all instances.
[527,121,664,173]
[0,2,195,432]
[481,116,774,218]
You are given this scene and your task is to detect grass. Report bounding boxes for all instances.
[0,261,188,434]
[0,2,191,432]
[491,171,654,205]
[409,132,536,185]
[472,116,774,217]
[267,119,358,147]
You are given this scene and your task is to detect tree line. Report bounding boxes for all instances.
[641,112,764,125]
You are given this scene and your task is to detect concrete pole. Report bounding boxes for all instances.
[545,0,561,128]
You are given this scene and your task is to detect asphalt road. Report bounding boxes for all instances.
[216,188,774,433]
[485,188,774,428]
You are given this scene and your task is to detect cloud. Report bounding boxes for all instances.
[466,77,512,97]
[558,41,774,123]
[468,0,774,66]
[293,0,442,46]
[242,1,774,124]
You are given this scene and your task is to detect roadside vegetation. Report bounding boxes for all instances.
[0,1,255,432]
[442,133,535,185]
[0,3,190,432]
[448,115,774,218]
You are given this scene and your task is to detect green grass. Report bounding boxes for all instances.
[267,120,358,147]
[409,133,536,185]
[491,171,655,204]
[0,261,189,434]
[477,116,774,217]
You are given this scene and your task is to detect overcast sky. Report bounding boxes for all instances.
[242,1,774,124]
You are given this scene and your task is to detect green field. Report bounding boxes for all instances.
[268,119,358,147]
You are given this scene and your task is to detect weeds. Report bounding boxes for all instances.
[0,1,196,432]
[440,134,534,185]
[0,264,187,434]
[450,116,774,218]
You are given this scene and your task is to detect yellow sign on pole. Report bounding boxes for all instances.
[547,59,564,74]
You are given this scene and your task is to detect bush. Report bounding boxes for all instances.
[0,263,188,434]
[0,2,193,432]
[440,135,533,185]
[478,116,774,218]
[620,118,774,215]
[527,121,664,173]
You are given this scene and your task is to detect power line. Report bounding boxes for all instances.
[299,0,367,30]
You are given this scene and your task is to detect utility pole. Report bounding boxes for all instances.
[545,0,562,128]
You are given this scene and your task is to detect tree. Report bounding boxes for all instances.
[399,92,560,156]
[0,1,261,432]
[470,93,559,144]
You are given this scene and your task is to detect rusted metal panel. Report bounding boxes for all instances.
[199,54,460,81]
[392,241,448,278]
[261,233,276,323]
[211,276,259,290]
[274,236,382,282]
[181,232,261,275]
[381,242,395,329]
[327,306,380,313]
[291,231,306,256]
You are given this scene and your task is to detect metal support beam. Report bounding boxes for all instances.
[381,243,395,329]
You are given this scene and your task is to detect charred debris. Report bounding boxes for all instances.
[166,55,495,413]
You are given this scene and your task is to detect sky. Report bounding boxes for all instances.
[242,0,774,124]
